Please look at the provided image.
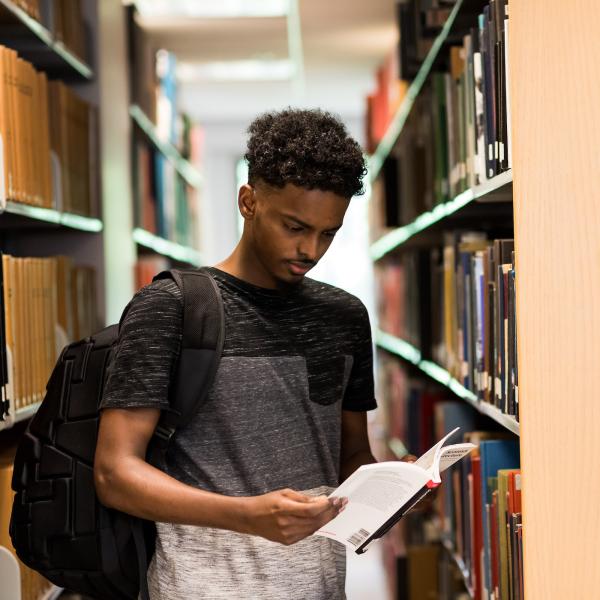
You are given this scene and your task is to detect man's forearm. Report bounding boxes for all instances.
[95,455,248,532]
[340,449,377,482]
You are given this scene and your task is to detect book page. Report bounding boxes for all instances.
[438,443,477,472]
[314,462,430,551]
[414,426,461,473]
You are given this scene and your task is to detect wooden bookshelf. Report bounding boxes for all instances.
[371,0,600,597]
[376,329,520,436]
[0,0,93,80]
[510,1,600,597]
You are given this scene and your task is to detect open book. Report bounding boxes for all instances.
[315,427,475,554]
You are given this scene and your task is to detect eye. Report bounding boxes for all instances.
[286,224,304,232]
[323,231,337,238]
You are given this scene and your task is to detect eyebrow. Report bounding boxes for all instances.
[282,214,342,232]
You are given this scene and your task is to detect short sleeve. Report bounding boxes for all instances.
[101,280,183,411]
[342,301,377,412]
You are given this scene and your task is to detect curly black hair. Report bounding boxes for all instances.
[245,108,367,199]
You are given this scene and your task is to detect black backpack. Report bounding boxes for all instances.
[9,268,225,600]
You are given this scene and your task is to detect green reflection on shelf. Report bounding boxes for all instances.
[375,330,421,365]
[133,227,203,267]
[3,201,103,232]
[370,188,474,261]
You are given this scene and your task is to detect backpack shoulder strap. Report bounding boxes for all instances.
[150,267,225,447]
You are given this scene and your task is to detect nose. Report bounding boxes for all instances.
[297,233,320,262]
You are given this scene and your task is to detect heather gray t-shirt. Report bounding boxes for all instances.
[101,267,377,599]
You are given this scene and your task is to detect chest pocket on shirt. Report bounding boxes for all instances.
[307,354,354,406]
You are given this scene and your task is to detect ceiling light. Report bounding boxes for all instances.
[177,60,295,82]
[133,0,290,19]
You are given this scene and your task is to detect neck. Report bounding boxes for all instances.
[215,236,279,289]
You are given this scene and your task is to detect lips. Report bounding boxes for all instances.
[287,260,313,276]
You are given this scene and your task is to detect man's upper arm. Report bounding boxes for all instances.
[96,408,160,463]
[340,410,372,462]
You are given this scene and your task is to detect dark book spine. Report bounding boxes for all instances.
[496,263,505,410]
[481,7,495,179]
[507,266,516,415]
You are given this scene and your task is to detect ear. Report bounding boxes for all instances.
[238,184,256,221]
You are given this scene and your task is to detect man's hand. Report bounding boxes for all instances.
[401,454,417,463]
[242,489,345,545]
[401,453,438,512]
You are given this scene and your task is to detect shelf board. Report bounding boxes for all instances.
[39,584,64,600]
[0,0,93,80]
[375,329,520,436]
[133,228,203,267]
[130,105,203,189]
[0,201,103,232]
[369,170,513,261]
[0,400,42,432]
[368,0,464,181]
[15,400,42,423]
[441,538,474,599]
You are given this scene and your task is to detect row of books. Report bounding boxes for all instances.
[0,254,97,420]
[365,0,461,154]
[435,401,522,600]
[375,357,523,599]
[445,0,511,193]
[133,139,202,246]
[129,11,203,156]
[1,443,53,599]
[368,0,511,234]
[0,44,98,216]
[3,1,88,64]
[376,233,518,418]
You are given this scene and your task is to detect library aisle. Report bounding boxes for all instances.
[0,1,599,599]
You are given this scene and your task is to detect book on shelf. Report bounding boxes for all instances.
[12,1,41,22]
[51,0,87,63]
[135,255,169,291]
[315,427,476,554]
[0,253,97,423]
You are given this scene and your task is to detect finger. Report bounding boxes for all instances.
[401,454,418,463]
[312,504,342,530]
[281,489,317,503]
[285,497,335,518]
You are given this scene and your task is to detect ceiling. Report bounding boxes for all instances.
[136,0,398,126]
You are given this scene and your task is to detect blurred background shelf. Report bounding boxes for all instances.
[0,0,92,80]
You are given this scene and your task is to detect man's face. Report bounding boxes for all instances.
[240,182,350,288]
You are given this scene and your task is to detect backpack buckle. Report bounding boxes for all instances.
[153,424,175,445]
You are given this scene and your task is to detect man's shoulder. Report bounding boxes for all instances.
[303,278,368,318]
[136,278,183,302]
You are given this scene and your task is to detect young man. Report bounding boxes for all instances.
[94,109,378,599]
